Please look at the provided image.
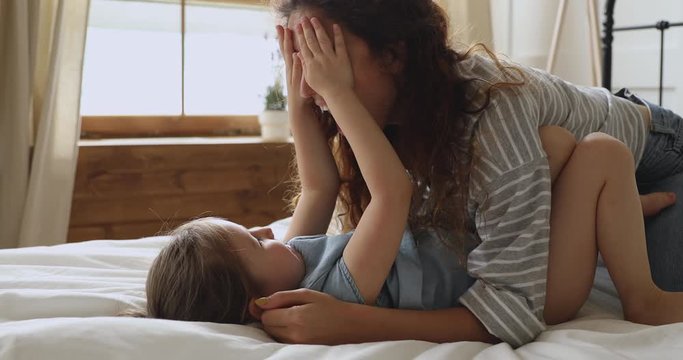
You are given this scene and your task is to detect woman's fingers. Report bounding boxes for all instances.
[301,18,323,56]
[296,23,314,61]
[292,52,303,89]
[248,226,274,240]
[258,289,343,345]
[262,323,290,343]
[258,289,321,343]
[284,28,295,82]
[283,27,294,60]
[298,54,311,97]
[256,288,324,310]
[260,308,294,329]
[276,25,285,55]
[277,25,293,84]
[310,17,333,55]
[332,24,348,60]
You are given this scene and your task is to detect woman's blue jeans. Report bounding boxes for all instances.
[618,88,683,291]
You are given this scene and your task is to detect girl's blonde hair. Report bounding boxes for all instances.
[125,218,256,324]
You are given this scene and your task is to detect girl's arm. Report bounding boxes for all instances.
[257,289,499,344]
[276,25,340,242]
[296,18,413,305]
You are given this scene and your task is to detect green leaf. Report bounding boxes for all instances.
[264,77,287,111]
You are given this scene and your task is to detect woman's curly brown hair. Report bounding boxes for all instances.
[275,0,524,257]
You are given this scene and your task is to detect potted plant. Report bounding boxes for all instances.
[259,76,289,142]
[259,34,289,142]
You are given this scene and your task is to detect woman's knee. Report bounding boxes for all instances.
[573,132,635,171]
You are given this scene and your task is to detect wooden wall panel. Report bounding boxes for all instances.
[68,140,295,242]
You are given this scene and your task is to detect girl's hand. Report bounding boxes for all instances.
[296,17,354,99]
[276,24,311,114]
[256,288,354,344]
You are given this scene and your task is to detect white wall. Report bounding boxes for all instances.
[490,0,682,113]
[441,0,494,47]
[609,0,683,113]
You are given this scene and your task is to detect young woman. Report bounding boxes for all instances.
[143,20,683,346]
[251,0,683,347]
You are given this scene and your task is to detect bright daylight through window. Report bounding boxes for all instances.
[80,0,279,116]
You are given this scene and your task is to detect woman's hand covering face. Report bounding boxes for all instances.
[276,24,308,112]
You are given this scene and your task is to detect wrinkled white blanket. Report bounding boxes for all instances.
[1,220,682,359]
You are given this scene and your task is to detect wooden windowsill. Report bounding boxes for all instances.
[70,132,295,242]
[78,136,293,147]
[80,115,263,139]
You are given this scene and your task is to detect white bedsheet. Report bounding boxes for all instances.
[1,220,683,359]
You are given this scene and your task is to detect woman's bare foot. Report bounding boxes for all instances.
[640,192,676,217]
[624,290,683,325]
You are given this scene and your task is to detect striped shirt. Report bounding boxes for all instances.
[456,54,648,347]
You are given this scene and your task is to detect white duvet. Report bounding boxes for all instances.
[1,220,683,359]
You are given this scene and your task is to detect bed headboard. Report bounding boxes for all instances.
[602,0,683,105]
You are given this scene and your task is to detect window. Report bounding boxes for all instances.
[80,0,281,138]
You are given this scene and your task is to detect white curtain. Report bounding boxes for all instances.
[0,0,90,248]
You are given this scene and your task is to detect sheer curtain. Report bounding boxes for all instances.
[0,0,90,248]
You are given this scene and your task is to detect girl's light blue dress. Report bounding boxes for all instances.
[288,229,475,309]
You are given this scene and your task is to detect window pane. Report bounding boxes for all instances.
[81,0,280,116]
[184,5,279,115]
[81,0,182,115]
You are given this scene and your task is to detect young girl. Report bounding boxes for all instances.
[144,11,683,347]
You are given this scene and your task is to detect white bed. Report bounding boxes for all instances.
[2,219,682,359]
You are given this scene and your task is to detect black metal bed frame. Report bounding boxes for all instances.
[602,0,683,105]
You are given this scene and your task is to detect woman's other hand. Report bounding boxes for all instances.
[295,17,354,99]
[248,226,275,240]
[256,288,354,344]
[276,24,311,116]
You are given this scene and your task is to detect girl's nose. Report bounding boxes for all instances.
[299,77,316,98]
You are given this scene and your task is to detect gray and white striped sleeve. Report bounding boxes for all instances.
[459,158,551,347]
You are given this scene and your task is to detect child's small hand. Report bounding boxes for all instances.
[296,17,354,99]
[276,24,309,114]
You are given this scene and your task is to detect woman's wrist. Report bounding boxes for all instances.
[334,303,498,344]
[333,301,371,344]
[288,103,315,122]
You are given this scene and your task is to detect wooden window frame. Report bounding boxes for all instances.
[80,115,261,139]
[146,0,267,7]
[81,0,274,139]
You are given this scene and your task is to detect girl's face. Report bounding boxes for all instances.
[209,219,304,297]
[287,9,400,127]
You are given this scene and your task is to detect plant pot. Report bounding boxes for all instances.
[259,110,290,142]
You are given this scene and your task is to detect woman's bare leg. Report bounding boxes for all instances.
[544,132,683,325]
[539,126,576,183]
